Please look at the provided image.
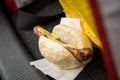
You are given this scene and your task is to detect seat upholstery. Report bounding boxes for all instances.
[0,8,49,80]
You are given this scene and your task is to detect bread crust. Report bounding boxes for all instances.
[52,24,92,50]
[39,36,82,69]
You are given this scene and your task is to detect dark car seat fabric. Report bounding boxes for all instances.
[11,0,64,60]
[0,8,49,80]
[0,0,108,80]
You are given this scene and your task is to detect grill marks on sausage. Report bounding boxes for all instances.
[34,26,92,63]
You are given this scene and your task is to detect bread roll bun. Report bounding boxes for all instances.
[38,24,93,69]
[52,24,92,50]
[39,36,81,69]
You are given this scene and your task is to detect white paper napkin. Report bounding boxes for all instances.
[30,59,85,80]
[30,18,85,80]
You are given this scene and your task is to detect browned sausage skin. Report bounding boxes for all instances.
[66,47,92,63]
[33,26,47,38]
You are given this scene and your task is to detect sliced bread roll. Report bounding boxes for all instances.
[38,24,93,69]
[39,36,81,69]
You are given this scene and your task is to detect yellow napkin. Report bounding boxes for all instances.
[59,0,102,48]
